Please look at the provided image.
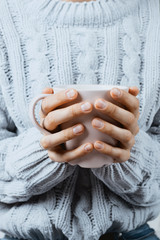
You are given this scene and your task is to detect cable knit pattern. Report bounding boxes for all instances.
[0,0,160,239]
[70,29,99,84]
[76,30,99,84]
[25,32,50,96]
[121,15,141,89]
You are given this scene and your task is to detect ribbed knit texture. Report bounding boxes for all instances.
[0,0,160,239]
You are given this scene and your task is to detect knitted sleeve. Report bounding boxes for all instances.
[0,84,76,204]
[0,88,77,205]
[91,109,160,207]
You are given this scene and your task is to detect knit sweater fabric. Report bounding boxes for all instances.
[0,0,160,239]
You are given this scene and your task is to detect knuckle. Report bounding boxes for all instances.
[56,92,67,104]
[132,99,139,112]
[48,150,62,163]
[120,150,130,162]
[47,112,53,124]
[41,99,48,114]
[125,150,130,161]
[124,131,132,142]
[69,105,77,118]
[107,104,117,115]
[106,124,114,135]
[40,138,48,149]
[61,153,70,163]
[128,137,135,148]
[107,145,113,155]
[129,114,135,124]
[46,112,57,128]
[63,130,72,142]
[127,114,135,126]
[116,151,122,159]
[126,150,131,160]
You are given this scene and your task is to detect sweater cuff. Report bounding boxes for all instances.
[91,129,160,206]
[1,127,76,203]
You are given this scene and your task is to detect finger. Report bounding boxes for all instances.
[110,87,140,118]
[128,86,139,96]
[92,118,136,149]
[40,117,60,135]
[94,141,130,163]
[48,142,93,163]
[40,88,78,116]
[42,87,54,94]
[94,99,138,134]
[43,101,92,132]
[40,124,84,149]
[39,88,54,118]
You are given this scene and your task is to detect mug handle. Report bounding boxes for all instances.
[28,94,52,136]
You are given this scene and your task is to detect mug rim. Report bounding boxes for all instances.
[53,85,129,91]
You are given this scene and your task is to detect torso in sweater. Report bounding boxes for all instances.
[0,0,160,239]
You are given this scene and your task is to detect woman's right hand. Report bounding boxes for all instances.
[39,87,94,163]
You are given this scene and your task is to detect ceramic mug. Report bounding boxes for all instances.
[28,85,129,168]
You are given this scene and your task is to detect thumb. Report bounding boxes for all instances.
[42,87,54,94]
[129,86,139,96]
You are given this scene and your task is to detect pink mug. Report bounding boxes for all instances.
[28,85,128,168]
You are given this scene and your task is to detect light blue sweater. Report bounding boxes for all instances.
[0,0,160,239]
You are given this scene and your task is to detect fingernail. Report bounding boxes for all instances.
[95,142,104,150]
[81,102,92,112]
[73,125,84,135]
[111,88,121,97]
[96,99,106,109]
[66,89,76,99]
[84,143,92,152]
[92,119,104,129]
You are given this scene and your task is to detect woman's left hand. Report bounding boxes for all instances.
[92,86,140,163]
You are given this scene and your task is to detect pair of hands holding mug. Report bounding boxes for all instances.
[39,86,140,164]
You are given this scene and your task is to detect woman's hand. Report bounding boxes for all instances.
[92,86,140,163]
[39,87,94,163]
